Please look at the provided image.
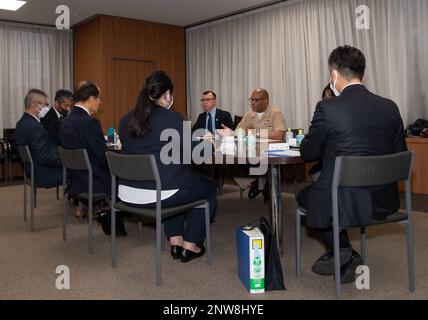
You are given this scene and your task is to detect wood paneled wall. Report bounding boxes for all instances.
[73,15,186,132]
[399,138,428,195]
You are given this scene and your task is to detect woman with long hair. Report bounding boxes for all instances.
[308,84,336,182]
[118,71,216,263]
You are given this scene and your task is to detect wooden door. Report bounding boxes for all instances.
[111,58,155,129]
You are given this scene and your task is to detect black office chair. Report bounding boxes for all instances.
[295,151,415,299]
[106,151,212,286]
[58,147,110,254]
[0,139,8,182]
[17,145,60,232]
[4,128,21,182]
[233,115,243,130]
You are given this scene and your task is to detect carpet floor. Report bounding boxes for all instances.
[0,183,427,300]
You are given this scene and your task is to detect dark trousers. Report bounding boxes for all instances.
[297,185,351,250]
[126,175,216,244]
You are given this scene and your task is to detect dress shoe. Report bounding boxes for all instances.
[96,210,127,237]
[180,246,206,263]
[248,184,261,199]
[170,246,183,260]
[311,248,353,276]
[337,250,363,284]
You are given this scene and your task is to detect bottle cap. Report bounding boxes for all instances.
[298,129,303,135]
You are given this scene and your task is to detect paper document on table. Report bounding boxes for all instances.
[265,150,301,157]
[258,138,281,143]
[268,143,289,151]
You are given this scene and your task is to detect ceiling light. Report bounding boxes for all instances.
[0,0,27,11]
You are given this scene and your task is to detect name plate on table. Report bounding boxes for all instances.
[268,143,289,151]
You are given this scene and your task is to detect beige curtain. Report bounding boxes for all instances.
[0,21,73,135]
[186,0,428,130]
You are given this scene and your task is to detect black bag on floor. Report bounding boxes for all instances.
[242,217,286,291]
[406,118,428,137]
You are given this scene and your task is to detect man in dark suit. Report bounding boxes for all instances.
[60,81,125,235]
[15,89,62,188]
[41,89,73,145]
[297,46,407,283]
[192,91,234,133]
[59,81,110,198]
[191,91,234,186]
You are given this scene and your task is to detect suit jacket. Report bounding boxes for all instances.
[15,113,62,188]
[192,108,234,132]
[59,106,110,196]
[41,107,63,145]
[119,107,202,190]
[300,84,407,228]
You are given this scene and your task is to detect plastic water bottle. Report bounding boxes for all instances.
[184,116,192,131]
[296,129,305,147]
[285,128,293,144]
[236,128,246,157]
[247,130,256,158]
[107,127,115,144]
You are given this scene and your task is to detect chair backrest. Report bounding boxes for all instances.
[0,139,5,159]
[3,128,15,142]
[17,145,33,165]
[233,115,243,130]
[332,151,414,189]
[57,147,91,171]
[17,145,34,182]
[105,151,160,186]
[4,128,19,157]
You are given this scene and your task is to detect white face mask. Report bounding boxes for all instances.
[165,93,174,110]
[330,71,340,97]
[38,105,50,118]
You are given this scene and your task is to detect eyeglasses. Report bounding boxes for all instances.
[37,102,49,107]
[248,97,266,103]
[201,98,215,102]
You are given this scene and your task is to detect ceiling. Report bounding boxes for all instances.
[0,0,284,28]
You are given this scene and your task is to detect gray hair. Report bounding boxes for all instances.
[24,89,47,110]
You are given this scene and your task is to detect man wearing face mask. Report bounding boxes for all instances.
[297,46,407,284]
[15,89,63,188]
[41,89,73,146]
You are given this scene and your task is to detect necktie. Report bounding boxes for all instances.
[207,112,213,133]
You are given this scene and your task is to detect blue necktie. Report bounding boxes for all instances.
[207,112,213,133]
